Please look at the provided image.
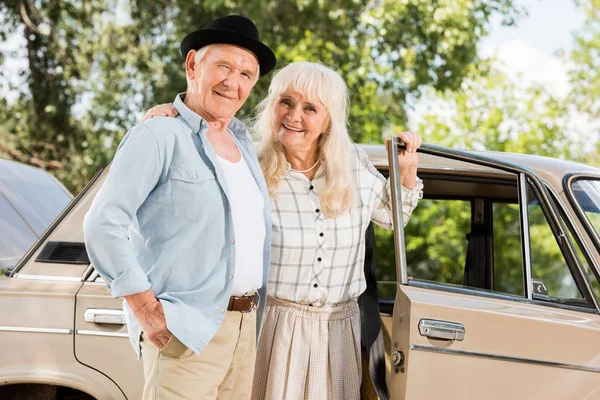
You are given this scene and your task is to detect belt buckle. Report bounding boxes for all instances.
[241,292,259,313]
[253,291,260,310]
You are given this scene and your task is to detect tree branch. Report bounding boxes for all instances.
[0,143,65,170]
[19,1,40,34]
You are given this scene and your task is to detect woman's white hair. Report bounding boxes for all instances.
[253,62,355,218]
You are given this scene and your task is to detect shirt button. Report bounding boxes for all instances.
[315,209,320,213]
[228,274,233,280]
[220,308,225,313]
[309,185,314,190]
[192,174,198,180]
[230,239,235,245]
[317,257,322,262]
[313,283,318,288]
[319,232,324,237]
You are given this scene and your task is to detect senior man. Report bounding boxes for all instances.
[83,15,276,400]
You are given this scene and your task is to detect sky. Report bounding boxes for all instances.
[480,0,586,98]
[408,0,592,143]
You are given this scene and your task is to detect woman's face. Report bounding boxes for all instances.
[272,90,330,156]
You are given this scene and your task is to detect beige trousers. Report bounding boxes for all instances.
[140,309,256,400]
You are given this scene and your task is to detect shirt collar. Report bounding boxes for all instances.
[173,93,205,134]
[172,93,249,139]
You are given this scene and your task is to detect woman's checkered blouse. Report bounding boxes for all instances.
[268,145,423,306]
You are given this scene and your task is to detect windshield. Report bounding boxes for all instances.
[570,179,600,239]
[0,160,72,270]
[0,161,72,235]
[0,193,38,269]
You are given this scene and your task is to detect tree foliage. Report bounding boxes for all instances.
[0,0,520,192]
[566,0,600,166]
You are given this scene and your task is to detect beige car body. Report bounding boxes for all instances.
[1,143,600,399]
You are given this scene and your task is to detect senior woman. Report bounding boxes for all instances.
[142,62,423,400]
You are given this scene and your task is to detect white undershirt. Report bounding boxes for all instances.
[216,154,265,294]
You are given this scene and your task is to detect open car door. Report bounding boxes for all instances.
[385,138,600,399]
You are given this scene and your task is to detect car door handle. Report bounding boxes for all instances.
[84,308,126,325]
[418,318,465,341]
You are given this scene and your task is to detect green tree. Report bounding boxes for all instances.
[565,0,600,166]
[0,0,115,190]
[412,66,575,157]
[0,0,521,193]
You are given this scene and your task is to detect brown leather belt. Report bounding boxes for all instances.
[227,293,259,313]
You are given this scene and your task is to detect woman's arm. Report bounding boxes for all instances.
[371,131,423,229]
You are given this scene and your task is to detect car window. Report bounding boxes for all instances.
[547,188,600,303]
[526,184,582,300]
[375,165,588,308]
[570,179,600,242]
[376,172,519,298]
[0,193,38,269]
[492,202,524,296]
[0,160,72,236]
[564,228,600,301]
[374,199,471,299]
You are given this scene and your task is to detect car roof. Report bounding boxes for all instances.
[360,144,600,193]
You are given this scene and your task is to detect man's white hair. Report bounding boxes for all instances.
[193,45,212,65]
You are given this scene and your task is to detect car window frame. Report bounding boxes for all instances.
[564,173,600,255]
[525,178,597,308]
[545,182,600,306]
[387,139,600,315]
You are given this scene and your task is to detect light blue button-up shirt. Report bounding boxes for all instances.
[83,94,271,356]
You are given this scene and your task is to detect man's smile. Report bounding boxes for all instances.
[214,90,237,100]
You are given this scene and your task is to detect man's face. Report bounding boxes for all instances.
[186,44,259,122]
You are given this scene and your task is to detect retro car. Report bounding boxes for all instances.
[1,140,599,399]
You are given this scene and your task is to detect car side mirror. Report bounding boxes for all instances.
[2,265,14,277]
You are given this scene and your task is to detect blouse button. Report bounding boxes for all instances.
[313,283,318,288]
[315,209,320,213]
[192,174,198,180]
[319,233,324,237]
[309,185,314,190]
[317,257,322,262]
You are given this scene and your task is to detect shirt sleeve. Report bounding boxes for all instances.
[83,124,162,298]
[371,175,424,230]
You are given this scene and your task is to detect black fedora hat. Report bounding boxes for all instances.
[180,15,276,77]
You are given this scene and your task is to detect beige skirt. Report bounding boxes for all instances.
[251,296,362,400]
